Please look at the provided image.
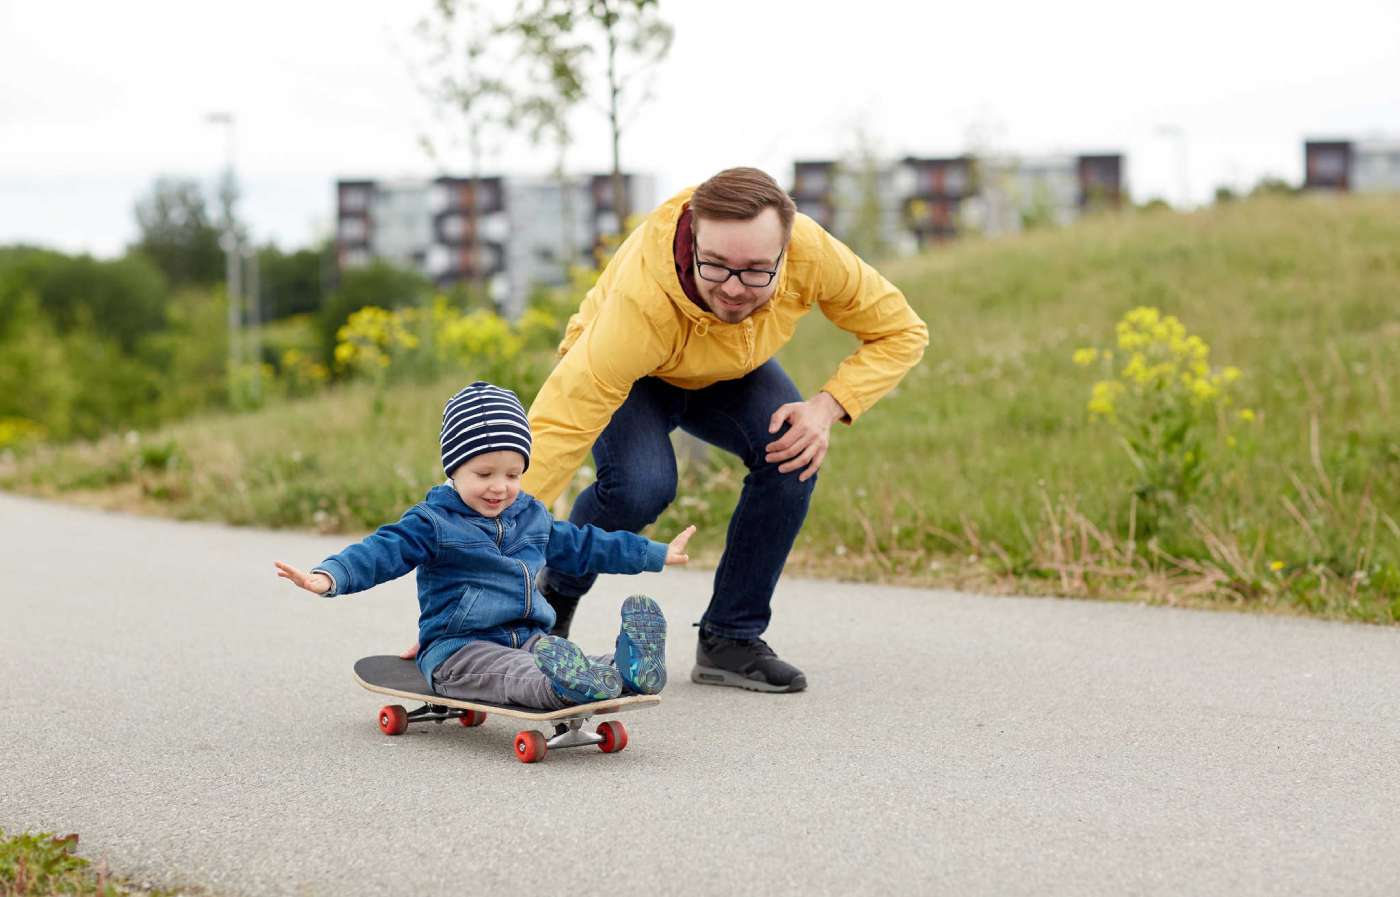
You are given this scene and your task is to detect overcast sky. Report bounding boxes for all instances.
[2,0,1398,256]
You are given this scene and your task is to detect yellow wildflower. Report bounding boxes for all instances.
[1123,353,1149,385]
[1088,380,1123,418]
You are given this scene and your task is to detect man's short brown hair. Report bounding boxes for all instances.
[691,167,796,238]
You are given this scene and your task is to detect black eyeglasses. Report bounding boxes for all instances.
[693,239,784,288]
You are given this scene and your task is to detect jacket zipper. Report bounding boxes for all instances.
[493,517,531,644]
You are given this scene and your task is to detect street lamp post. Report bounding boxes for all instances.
[244,244,261,404]
[206,111,243,401]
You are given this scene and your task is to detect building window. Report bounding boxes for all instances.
[1309,150,1347,180]
[944,165,969,195]
[339,217,367,242]
[796,169,830,194]
[441,214,465,242]
[341,187,369,212]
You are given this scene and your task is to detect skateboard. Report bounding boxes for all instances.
[353,655,659,764]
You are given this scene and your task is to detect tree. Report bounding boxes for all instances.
[839,127,892,261]
[0,286,75,440]
[414,0,515,292]
[0,246,168,353]
[131,177,225,288]
[506,6,589,277]
[258,244,327,321]
[504,0,673,229]
[0,250,169,439]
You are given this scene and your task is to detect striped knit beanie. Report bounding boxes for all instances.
[440,381,532,477]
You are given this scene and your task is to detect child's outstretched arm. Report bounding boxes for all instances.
[272,506,436,600]
[274,561,332,595]
[545,519,696,577]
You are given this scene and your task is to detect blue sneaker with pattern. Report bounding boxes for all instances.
[614,594,667,695]
[532,635,622,705]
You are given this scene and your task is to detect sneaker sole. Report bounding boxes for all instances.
[690,664,807,694]
[533,636,621,703]
[616,595,667,695]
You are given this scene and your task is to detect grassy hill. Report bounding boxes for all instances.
[4,194,1397,619]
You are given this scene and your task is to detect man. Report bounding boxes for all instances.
[524,166,928,694]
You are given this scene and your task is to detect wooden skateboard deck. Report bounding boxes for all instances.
[354,655,659,763]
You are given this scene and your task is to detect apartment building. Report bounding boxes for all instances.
[791,160,913,255]
[335,172,655,317]
[1304,139,1400,192]
[792,152,1125,250]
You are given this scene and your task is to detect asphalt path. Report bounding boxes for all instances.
[3,490,1399,896]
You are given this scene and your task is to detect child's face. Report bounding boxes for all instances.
[451,450,525,517]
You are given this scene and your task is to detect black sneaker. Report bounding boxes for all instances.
[544,589,580,639]
[691,631,807,693]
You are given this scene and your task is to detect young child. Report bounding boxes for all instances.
[275,380,695,710]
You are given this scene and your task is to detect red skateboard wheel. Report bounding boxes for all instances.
[597,720,628,753]
[458,710,488,727]
[378,705,408,736]
[514,730,547,763]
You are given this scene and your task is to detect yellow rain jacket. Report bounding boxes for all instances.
[522,187,929,506]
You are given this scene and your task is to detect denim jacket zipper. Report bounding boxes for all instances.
[493,517,531,646]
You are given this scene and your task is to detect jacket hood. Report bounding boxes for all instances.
[638,187,796,328]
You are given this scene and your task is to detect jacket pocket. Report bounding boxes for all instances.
[445,586,484,635]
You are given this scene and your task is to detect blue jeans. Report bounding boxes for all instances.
[539,359,817,639]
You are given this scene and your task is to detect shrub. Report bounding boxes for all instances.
[1075,306,1252,528]
[317,262,432,367]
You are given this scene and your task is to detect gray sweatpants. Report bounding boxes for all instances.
[431,633,615,711]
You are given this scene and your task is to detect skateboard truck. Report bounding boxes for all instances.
[404,703,471,725]
[547,717,606,750]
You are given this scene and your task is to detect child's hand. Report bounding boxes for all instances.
[665,525,696,566]
[275,561,332,595]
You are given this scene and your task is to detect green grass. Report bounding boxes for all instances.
[746,194,1400,618]
[0,829,192,896]
[3,194,1397,619]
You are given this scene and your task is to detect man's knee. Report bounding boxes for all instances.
[755,460,818,497]
[596,471,677,525]
[781,469,818,503]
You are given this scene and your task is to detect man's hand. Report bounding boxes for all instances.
[666,524,697,565]
[274,561,332,595]
[765,392,846,481]
[399,641,419,660]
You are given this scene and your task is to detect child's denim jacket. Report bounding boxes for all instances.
[314,484,667,688]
